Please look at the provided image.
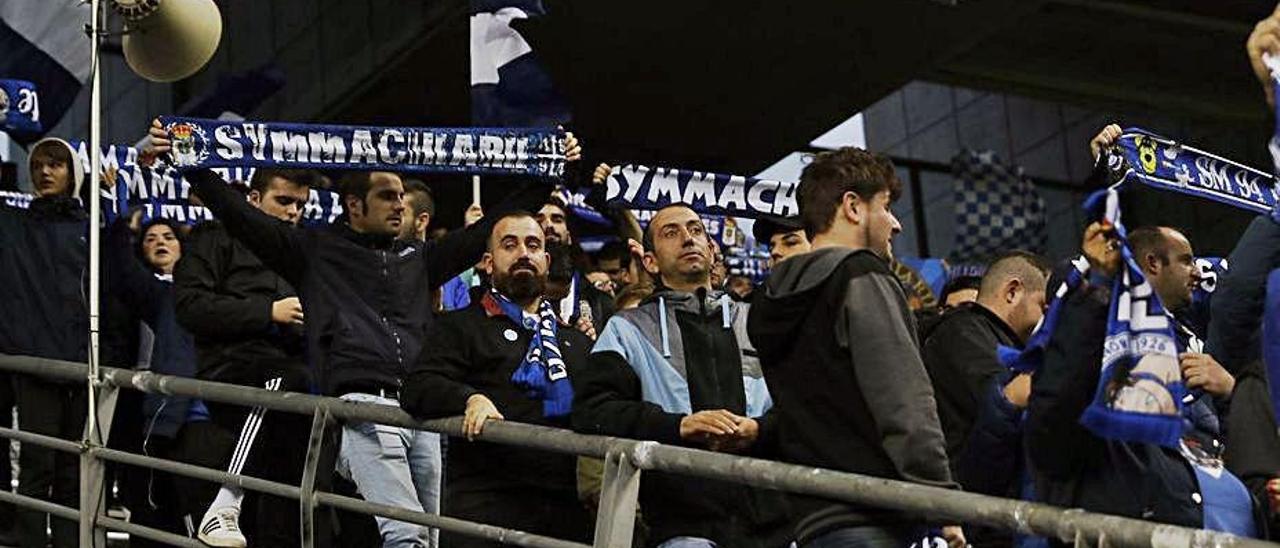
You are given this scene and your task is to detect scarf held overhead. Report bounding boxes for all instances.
[1078,189,1186,448]
[158,116,568,179]
[604,164,799,219]
[1113,127,1278,215]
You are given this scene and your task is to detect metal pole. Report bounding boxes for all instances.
[591,445,642,548]
[299,408,331,548]
[81,1,106,544]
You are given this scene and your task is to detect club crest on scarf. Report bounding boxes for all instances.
[485,290,573,417]
[1078,189,1186,448]
[166,121,211,167]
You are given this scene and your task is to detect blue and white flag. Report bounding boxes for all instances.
[1114,128,1278,216]
[158,117,569,179]
[951,149,1046,263]
[0,0,91,143]
[605,164,799,219]
[471,0,570,127]
[1078,189,1186,448]
[0,80,40,135]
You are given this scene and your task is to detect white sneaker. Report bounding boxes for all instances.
[197,506,247,548]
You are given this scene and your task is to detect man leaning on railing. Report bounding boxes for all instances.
[401,211,595,547]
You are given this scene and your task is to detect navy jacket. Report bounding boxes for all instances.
[0,196,90,364]
[105,221,198,439]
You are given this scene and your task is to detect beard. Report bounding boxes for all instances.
[493,263,547,303]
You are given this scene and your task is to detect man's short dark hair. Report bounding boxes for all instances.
[642,203,702,251]
[485,211,538,251]
[595,240,631,269]
[250,169,317,194]
[403,179,435,217]
[798,147,902,239]
[1128,226,1175,266]
[978,250,1052,299]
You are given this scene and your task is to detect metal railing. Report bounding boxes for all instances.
[0,353,1271,548]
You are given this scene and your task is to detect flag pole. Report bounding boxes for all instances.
[82,0,105,544]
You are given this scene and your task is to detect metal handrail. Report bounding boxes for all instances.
[0,354,1273,548]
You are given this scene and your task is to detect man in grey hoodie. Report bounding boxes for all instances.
[747,147,963,548]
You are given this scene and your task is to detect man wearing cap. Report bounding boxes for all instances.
[752,215,811,268]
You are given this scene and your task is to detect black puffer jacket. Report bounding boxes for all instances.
[0,195,90,364]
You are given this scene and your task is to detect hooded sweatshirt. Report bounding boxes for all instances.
[0,138,90,364]
[573,287,790,547]
[747,247,957,542]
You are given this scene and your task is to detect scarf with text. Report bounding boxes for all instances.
[604,163,798,219]
[158,117,568,179]
[1077,189,1186,447]
[0,80,40,135]
[485,290,573,417]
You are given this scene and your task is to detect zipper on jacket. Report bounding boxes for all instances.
[380,251,405,374]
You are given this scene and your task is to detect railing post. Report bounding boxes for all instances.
[591,442,643,548]
[80,380,118,548]
[300,407,331,548]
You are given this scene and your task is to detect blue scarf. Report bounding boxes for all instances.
[0,80,41,135]
[604,163,799,219]
[1077,189,1186,448]
[1113,127,1277,215]
[158,116,568,179]
[486,290,573,418]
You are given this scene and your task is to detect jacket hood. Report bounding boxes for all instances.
[634,286,735,358]
[750,247,866,362]
[28,137,85,199]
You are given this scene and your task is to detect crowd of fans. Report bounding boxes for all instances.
[4,10,1280,548]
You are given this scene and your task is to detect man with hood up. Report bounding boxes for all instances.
[747,147,963,548]
[572,203,790,548]
[0,137,90,548]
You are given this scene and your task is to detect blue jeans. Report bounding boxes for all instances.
[337,393,443,548]
[657,537,717,548]
[804,526,906,548]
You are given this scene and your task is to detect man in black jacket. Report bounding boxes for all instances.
[0,137,89,548]
[150,120,581,547]
[923,250,1049,463]
[402,212,594,547]
[573,203,789,548]
[173,167,315,547]
[748,148,963,548]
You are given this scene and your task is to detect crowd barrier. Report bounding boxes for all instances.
[0,354,1270,548]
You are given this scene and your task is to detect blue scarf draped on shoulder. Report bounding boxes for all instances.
[484,290,573,417]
